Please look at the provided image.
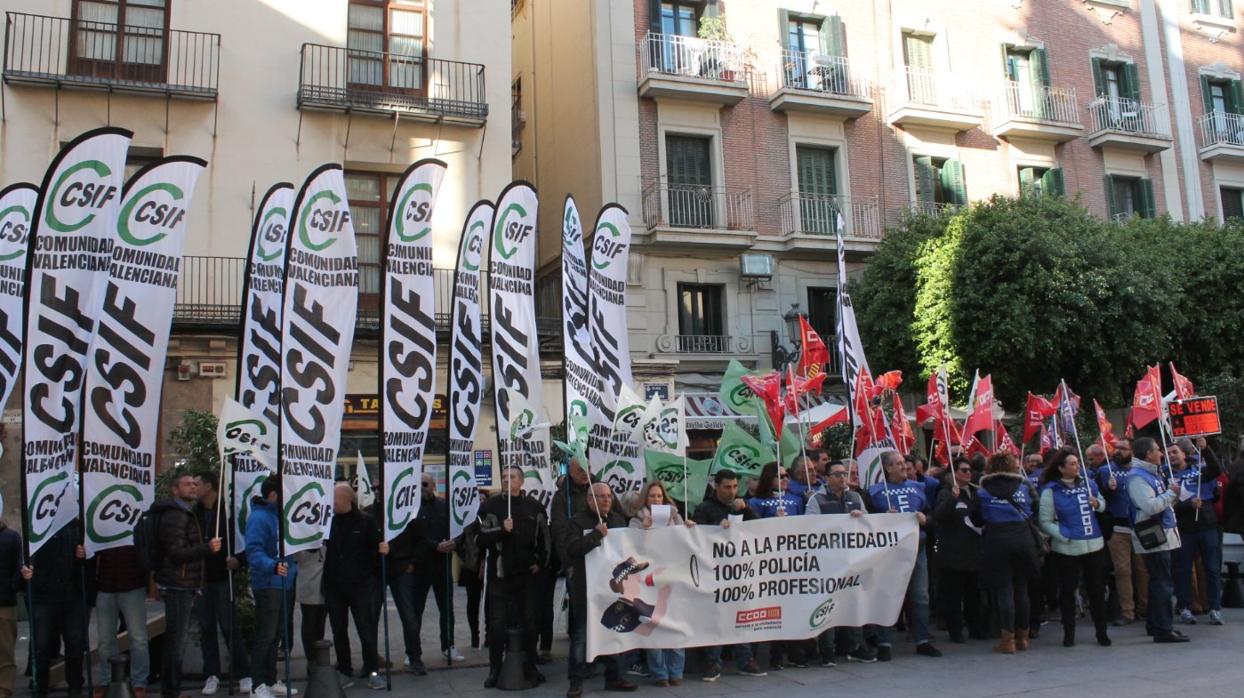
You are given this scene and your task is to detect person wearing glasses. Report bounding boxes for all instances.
[934,457,983,644]
[808,461,877,665]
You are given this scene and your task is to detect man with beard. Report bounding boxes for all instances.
[1096,438,1147,625]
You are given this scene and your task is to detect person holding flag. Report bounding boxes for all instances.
[1095,437,1146,625]
[1168,439,1226,626]
[1126,438,1187,643]
[245,478,298,698]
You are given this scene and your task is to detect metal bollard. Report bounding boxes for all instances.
[303,641,346,698]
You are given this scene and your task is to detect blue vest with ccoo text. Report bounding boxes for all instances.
[978,478,1033,524]
[1129,466,1176,530]
[1043,479,1101,540]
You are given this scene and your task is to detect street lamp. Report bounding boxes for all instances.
[770,303,804,370]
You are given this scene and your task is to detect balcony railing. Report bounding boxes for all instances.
[641,179,754,231]
[298,43,487,122]
[173,257,557,339]
[1087,97,1168,138]
[892,66,977,111]
[777,50,868,99]
[779,193,881,240]
[675,334,733,353]
[1198,111,1244,149]
[639,32,746,83]
[999,81,1079,123]
[3,12,219,98]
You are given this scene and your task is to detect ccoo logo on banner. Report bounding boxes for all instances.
[380,159,446,540]
[487,182,553,509]
[447,201,492,538]
[279,165,359,553]
[22,127,132,554]
[232,182,294,547]
[81,156,207,556]
[586,205,641,498]
[0,184,37,418]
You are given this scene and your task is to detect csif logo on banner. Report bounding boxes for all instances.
[222,417,273,459]
[25,471,71,544]
[597,459,635,492]
[591,222,625,270]
[256,206,288,261]
[88,283,157,448]
[45,159,119,233]
[116,182,188,246]
[284,481,330,545]
[394,183,434,242]
[721,443,761,470]
[492,202,532,261]
[298,189,350,252]
[85,484,144,544]
[0,203,30,258]
[563,205,582,244]
[386,467,418,533]
[461,219,485,272]
[651,462,684,486]
[451,468,478,526]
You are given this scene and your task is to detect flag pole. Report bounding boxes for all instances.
[1060,379,1091,485]
[1151,370,1175,481]
[788,364,813,492]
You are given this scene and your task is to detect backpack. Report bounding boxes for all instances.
[134,508,163,573]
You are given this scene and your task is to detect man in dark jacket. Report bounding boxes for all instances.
[808,462,876,664]
[20,520,92,698]
[1170,438,1225,625]
[477,466,550,689]
[363,492,422,674]
[408,473,461,670]
[0,520,19,698]
[561,482,636,697]
[245,478,298,698]
[324,483,387,689]
[195,475,250,694]
[152,471,221,698]
[933,458,983,642]
[691,470,765,681]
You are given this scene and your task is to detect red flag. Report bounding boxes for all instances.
[890,392,915,455]
[1023,392,1056,443]
[995,422,1020,456]
[783,369,826,413]
[1039,421,1057,455]
[962,374,995,439]
[795,316,829,379]
[852,369,889,456]
[741,371,785,438]
[1093,399,1117,452]
[1129,365,1161,429]
[872,370,903,396]
[808,407,849,436]
[1124,408,1135,439]
[1170,362,1196,401]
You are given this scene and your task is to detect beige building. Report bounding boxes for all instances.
[0,0,516,503]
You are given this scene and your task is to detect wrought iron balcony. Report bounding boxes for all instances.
[887,67,983,132]
[1197,111,1244,163]
[771,50,871,118]
[298,43,487,125]
[992,81,1082,142]
[1086,97,1171,152]
[779,193,881,240]
[2,11,219,99]
[641,179,754,232]
[637,32,748,104]
[654,334,753,355]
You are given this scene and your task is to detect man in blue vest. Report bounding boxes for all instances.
[867,451,941,660]
[1097,437,1147,625]
[1169,438,1225,626]
[1126,437,1188,643]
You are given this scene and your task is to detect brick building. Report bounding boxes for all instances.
[511,0,1244,430]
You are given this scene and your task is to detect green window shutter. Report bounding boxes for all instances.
[777,9,791,51]
[1091,57,1106,98]
[1123,62,1141,102]
[903,33,932,70]
[666,136,712,186]
[941,159,967,205]
[1104,175,1119,219]
[1202,75,1216,115]
[1043,168,1065,196]
[1018,167,1036,197]
[1002,45,1016,80]
[797,147,837,196]
[823,15,846,57]
[1139,178,1157,218]
[1032,48,1051,88]
[914,156,937,205]
[1225,1,1235,17]
[1230,79,1244,115]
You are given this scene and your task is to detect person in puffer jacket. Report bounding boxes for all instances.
[970,452,1040,654]
[1126,438,1187,644]
[246,478,298,698]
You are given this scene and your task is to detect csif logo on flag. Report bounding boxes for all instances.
[386,466,419,533]
[256,206,289,261]
[44,159,119,233]
[451,469,478,526]
[591,222,625,270]
[461,220,485,272]
[598,459,635,492]
[616,403,645,432]
[25,471,72,544]
[283,481,330,545]
[652,463,684,486]
[395,182,435,242]
[298,189,350,252]
[222,417,273,459]
[563,205,582,244]
[726,383,755,412]
[721,442,761,470]
[0,202,31,259]
[85,484,144,544]
[492,202,531,260]
[116,181,188,246]
[238,473,268,534]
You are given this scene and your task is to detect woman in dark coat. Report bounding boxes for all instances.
[934,457,984,642]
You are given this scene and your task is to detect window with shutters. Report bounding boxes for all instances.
[796,145,840,233]
[1003,46,1050,117]
[347,0,426,93]
[1200,76,1244,144]
[902,31,938,104]
[1191,0,1234,19]
[1018,166,1064,197]
[69,0,169,83]
[779,11,847,92]
[677,283,725,348]
[1105,175,1155,221]
[665,135,715,228]
[912,156,967,209]
[344,171,398,314]
[660,0,703,37]
[1221,187,1244,220]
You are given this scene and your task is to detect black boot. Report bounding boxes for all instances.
[1062,625,1075,647]
[1095,623,1111,646]
[485,644,503,688]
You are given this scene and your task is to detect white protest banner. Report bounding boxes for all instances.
[355,452,375,508]
[561,196,597,450]
[488,182,553,509]
[585,513,919,659]
[448,201,491,538]
[232,182,294,547]
[379,159,446,541]
[279,164,359,554]
[218,397,277,470]
[81,156,206,556]
[586,205,642,498]
[0,183,37,412]
[22,126,132,555]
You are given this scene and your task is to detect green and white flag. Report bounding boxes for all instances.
[719,360,758,416]
[0,183,36,412]
[644,450,712,507]
[561,196,597,451]
[218,397,277,471]
[710,422,767,479]
[354,451,375,509]
[380,159,446,541]
[81,155,206,557]
[611,384,647,440]
[640,395,688,455]
[279,164,359,554]
[23,127,132,555]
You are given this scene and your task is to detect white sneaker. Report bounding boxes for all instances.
[202,676,220,696]
[252,685,274,698]
[239,678,253,694]
[1180,609,1198,625]
[366,672,385,690]
[1210,609,1226,625]
[270,681,298,696]
[444,646,465,662]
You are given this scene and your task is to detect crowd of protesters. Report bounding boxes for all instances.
[4,433,1244,698]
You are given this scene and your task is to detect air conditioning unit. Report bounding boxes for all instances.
[740,253,774,280]
[198,361,227,378]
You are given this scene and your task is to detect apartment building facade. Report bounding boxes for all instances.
[0,0,516,501]
[512,0,1244,446]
